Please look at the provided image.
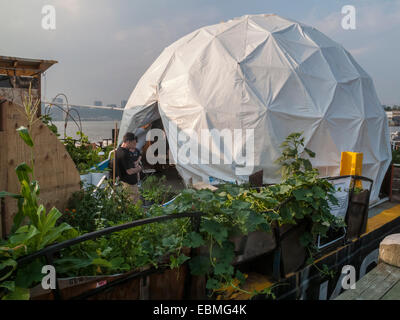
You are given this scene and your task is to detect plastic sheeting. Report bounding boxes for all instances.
[119,14,391,203]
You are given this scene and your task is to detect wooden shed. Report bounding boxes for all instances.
[0,56,81,238]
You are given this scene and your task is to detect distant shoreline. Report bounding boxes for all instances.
[53,120,121,142]
[53,119,122,122]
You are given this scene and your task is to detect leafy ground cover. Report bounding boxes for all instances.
[0,94,345,300]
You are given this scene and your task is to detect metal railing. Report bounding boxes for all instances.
[14,175,374,300]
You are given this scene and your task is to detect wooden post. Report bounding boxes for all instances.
[113,122,117,186]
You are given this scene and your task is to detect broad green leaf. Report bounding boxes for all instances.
[206,278,220,290]
[246,212,267,233]
[0,191,23,199]
[235,270,246,284]
[110,257,125,269]
[0,281,15,292]
[9,225,39,245]
[0,259,17,281]
[183,232,205,248]
[188,256,211,276]
[17,126,34,147]
[11,198,25,233]
[161,235,180,249]
[39,207,62,235]
[211,241,235,265]
[176,254,190,265]
[304,147,316,158]
[92,258,112,268]
[54,257,93,272]
[1,286,30,300]
[293,189,313,201]
[15,259,43,288]
[15,163,32,184]
[40,223,73,249]
[312,185,325,199]
[200,220,228,244]
[214,263,234,276]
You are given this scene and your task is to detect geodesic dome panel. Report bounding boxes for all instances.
[119,14,391,202]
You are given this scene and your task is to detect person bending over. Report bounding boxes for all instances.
[115,132,142,202]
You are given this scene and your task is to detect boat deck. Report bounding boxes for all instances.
[335,262,400,300]
[224,198,400,300]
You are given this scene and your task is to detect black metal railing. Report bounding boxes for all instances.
[13,175,373,300]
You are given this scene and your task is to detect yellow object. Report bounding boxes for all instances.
[340,152,363,187]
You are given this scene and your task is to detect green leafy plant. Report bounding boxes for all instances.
[54,209,191,277]
[63,131,106,174]
[59,182,144,233]
[0,129,344,301]
[140,175,178,205]
[0,88,77,300]
[41,114,60,137]
[275,132,316,179]
[156,132,344,297]
[392,148,400,165]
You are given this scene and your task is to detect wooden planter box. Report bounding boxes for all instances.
[275,220,309,277]
[187,220,310,298]
[30,248,191,300]
[30,272,140,300]
[30,264,189,300]
[392,164,400,194]
[233,220,309,278]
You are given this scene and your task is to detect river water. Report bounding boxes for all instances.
[53,121,121,142]
[52,121,400,143]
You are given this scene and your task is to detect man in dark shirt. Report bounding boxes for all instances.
[115,132,142,202]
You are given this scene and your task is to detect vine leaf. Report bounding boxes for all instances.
[200,220,228,244]
[183,232,205,248]
[188,256,211,276]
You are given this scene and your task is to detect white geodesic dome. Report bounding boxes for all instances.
[119,14,391,202]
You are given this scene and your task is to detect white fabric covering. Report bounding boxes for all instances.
[119,14,391,202]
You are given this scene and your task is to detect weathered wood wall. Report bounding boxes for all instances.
[0,97,81,237]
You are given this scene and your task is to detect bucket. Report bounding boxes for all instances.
[80,173,92,189]
[91,172,108,187]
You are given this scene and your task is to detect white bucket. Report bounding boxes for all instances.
[91,172,108,187]
[80,173,92,189]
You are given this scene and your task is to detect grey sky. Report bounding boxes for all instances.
[1,0,399,106]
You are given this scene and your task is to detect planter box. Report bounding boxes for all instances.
[30,272,139,300]
[232,221,309,278]
[345,189,370,241]
[30,248,191,300]
[232,230,277,265]
[277,220,309,277]
[30,264,188,300]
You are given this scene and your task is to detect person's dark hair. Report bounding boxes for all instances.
[123,132,137,142]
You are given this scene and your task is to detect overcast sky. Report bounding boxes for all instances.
[1,0,399,106]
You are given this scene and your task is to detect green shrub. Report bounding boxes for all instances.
[59,181,144,233]
[140,175,178,204]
